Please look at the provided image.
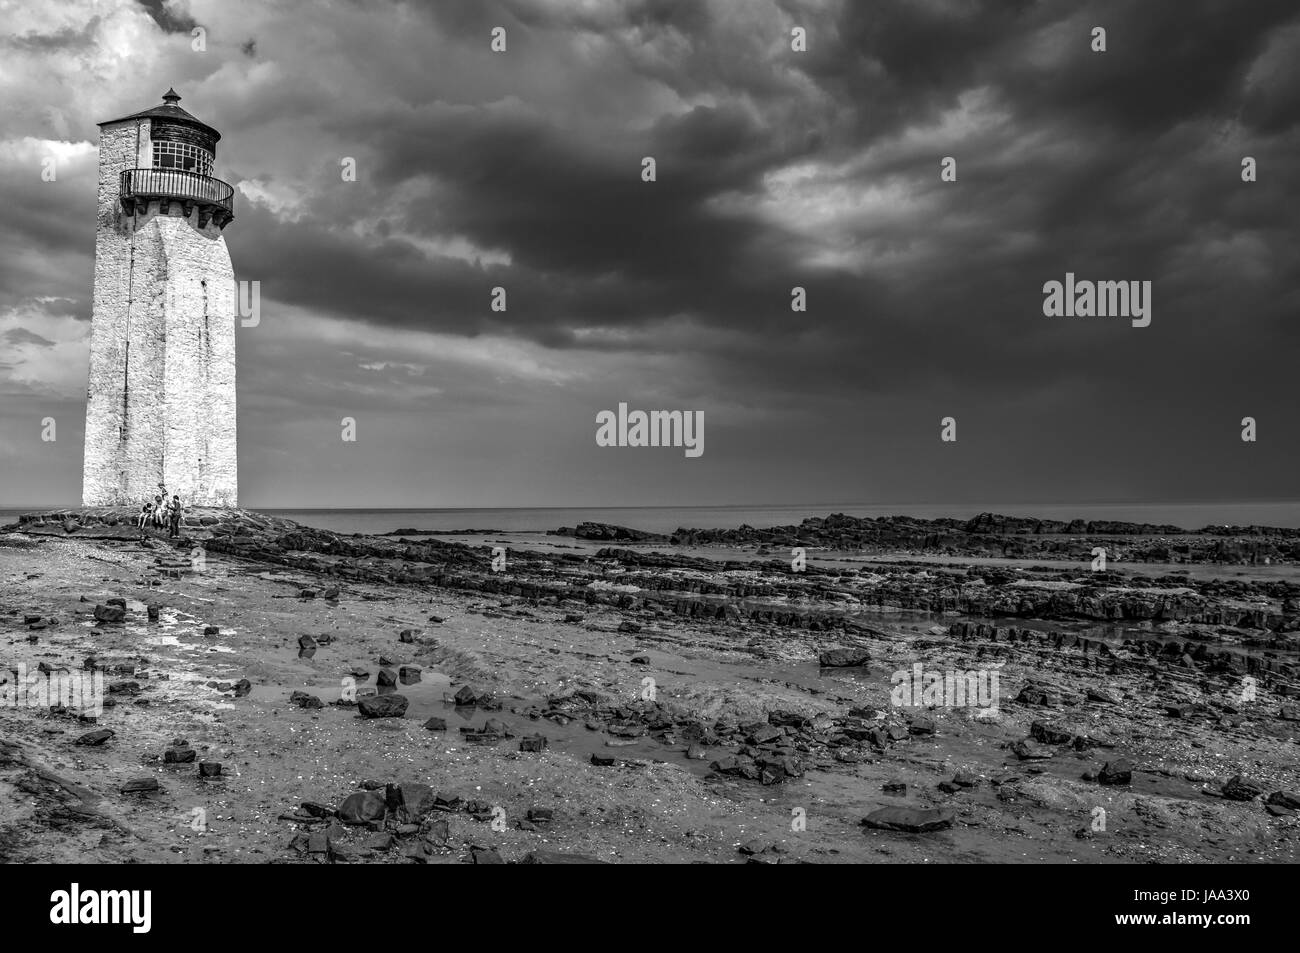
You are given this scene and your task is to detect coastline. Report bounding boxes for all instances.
[1,507,1297,863]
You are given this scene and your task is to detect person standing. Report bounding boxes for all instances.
[168,494,183,538]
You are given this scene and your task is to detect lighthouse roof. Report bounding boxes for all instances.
[99,88,221,142]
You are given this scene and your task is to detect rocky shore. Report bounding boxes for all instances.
[553,512,1300,564]
[1,507,1297,863]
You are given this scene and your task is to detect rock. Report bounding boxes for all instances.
[233,679,252,698]
[290,691,324,709]
[323,587,341,600]
[339,790,386,824]
[93,604,126,624]
[519,734,548,753]
[121,778,160,794]
[747,725,782,745]
[106,597,127,608]
[146,604,161,621]
[906,715,936,736]
[1029,721,1075,746]
[299,589,315,599]
[1279,705,1300,722]
[202,625,219,636]
[163,746,197,764]
[399,629,418,643]
[882,781,907,795]
[423,717,447,731]
[399,666,421,685]
[1266,790,1300,810]
[1222,775,1266,801]
[519,851,608,864]
[818,648,870,667]
[75,729,114,746]
[861,806,955,833]
[359,694,408,718]
[376,668,398,688]
[364,833,395,851]
[590,754,616,767]
[469,846,505,864]
[1098,759,1133,785]
[685,743,708,760]
[1011,739,1056,761]
[617,621,642,634]
[453,686,480,706]
[630,655,650,665]
[297,635,317,650]
[198,762,222,778]
[397,783,438,818]
[1015,680,1078,707]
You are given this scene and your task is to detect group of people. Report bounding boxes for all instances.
[136,483,186,539]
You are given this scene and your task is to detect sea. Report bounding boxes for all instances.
[7,501,1300,535]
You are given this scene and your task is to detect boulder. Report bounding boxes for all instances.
[861,806,955,833]
[818,648,870,667]
[163,746,197,764]
[93,604,126,624]
[359,694,408,718]
[1222,775,1266,802]
[1098,759,1133,785]
[338,790,386,824]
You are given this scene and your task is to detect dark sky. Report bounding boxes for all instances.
[1,0,1298,507]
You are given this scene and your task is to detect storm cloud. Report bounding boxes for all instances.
[1,0,1297,507]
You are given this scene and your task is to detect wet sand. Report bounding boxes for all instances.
[2,511,1298,864]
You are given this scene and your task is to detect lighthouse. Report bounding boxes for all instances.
[82,89,238,507]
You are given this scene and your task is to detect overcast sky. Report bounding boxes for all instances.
[1,0,1298,508]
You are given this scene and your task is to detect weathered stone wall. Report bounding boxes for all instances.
[82,118,237,507]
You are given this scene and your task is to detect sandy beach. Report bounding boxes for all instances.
[0,508,1296,864]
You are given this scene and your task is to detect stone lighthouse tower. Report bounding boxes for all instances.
[82,89,237,507]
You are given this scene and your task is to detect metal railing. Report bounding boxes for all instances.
[120,167,235,215]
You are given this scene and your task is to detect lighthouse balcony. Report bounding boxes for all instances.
[119,168,235,228]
